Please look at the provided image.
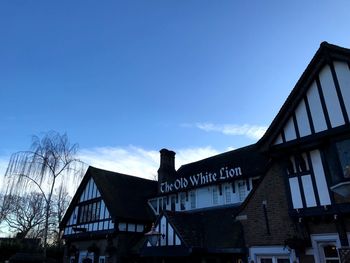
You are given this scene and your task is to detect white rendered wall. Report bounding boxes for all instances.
[307,81,328,133]
[334,61,350,118]
[289,177,303,209]
[284,117,297,141]
[301,175,317,207]
[295,100,311,137]
[310,150,331,206]
[319,65,345,127]
[79,178,101,202]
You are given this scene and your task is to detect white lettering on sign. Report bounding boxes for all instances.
[160,166,242,193]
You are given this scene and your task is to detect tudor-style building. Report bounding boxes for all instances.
[141,146,268,262]
[237,42,350,263]
[60,166,157,263]
[61,42,350,263]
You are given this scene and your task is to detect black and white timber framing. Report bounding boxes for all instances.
[60,42,350,263]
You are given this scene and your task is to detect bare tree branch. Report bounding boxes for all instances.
[3,131,86,258]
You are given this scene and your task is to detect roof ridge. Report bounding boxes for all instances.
[88,165,156,182]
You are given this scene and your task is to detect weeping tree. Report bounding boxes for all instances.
[51,184,71,247]
[3,131,85,258]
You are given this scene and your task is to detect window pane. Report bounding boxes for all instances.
[79,201,101,223]
[238,181,246,201]
[324,245,339,257]
[277,259,290,263]
[190,191,196,209]
[336,139,350,178]
[212,187,218,205]
[225,185,231,203]
[260,259,272,263]
[171,196,176,211]
[180,193,186,210]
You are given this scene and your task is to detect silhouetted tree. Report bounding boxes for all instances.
[3,131,85,258]
[5,192,46,239]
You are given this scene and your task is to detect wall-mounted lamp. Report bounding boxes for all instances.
[145,223,162,247]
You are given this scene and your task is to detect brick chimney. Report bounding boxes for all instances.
[157,149,176,186]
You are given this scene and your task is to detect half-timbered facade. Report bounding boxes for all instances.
[141,146,268,262]
[237,42,350,263]
[61,42,350,263]
[60,166,157,263]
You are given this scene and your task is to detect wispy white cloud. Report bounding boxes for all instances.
[0,157,9,190]
[0,145,223,197]
[79,145,220,180]
[194,122,267,140]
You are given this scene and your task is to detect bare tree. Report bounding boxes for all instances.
[3,131,85,258]
[4,192,46,239]
[50,184,71,246]
[0,192,13,224]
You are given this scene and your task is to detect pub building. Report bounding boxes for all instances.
[237,42,350,263]
[142,146,267,262]
[60,42,350,263]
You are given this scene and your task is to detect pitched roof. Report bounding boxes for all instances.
[163,206,244,249]
[258,42,350,149]
[60,166,157,228]
[177,144,267,179]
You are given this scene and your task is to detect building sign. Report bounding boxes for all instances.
[160,166,242,193]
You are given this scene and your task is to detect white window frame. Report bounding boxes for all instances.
[225,184,232,204]
[238,181,246,201]
[249,246,295,263]
[311,234,341,263]
[256,255,291,263]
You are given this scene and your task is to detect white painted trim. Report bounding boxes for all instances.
[301,175,317,207]
[248,246,296,263]
[310,233,341,263]
[310,150,331,205]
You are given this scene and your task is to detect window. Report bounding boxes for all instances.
[171,195,176,211]
[238,181,246,201]
[322,244,339,263]
[99,256,106,263]
[190,190,196,209]
[225,185,232,203]
[158,197,167,212]
[212,186,218,205]
[163,197,167,211]
[336,139,350,179]
[180,193,186,210]
[78,200,101,223]
[257,256,290,263]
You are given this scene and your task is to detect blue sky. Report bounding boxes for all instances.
[1,1,350,180]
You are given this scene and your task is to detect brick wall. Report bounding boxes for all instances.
[238,162,298,247]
